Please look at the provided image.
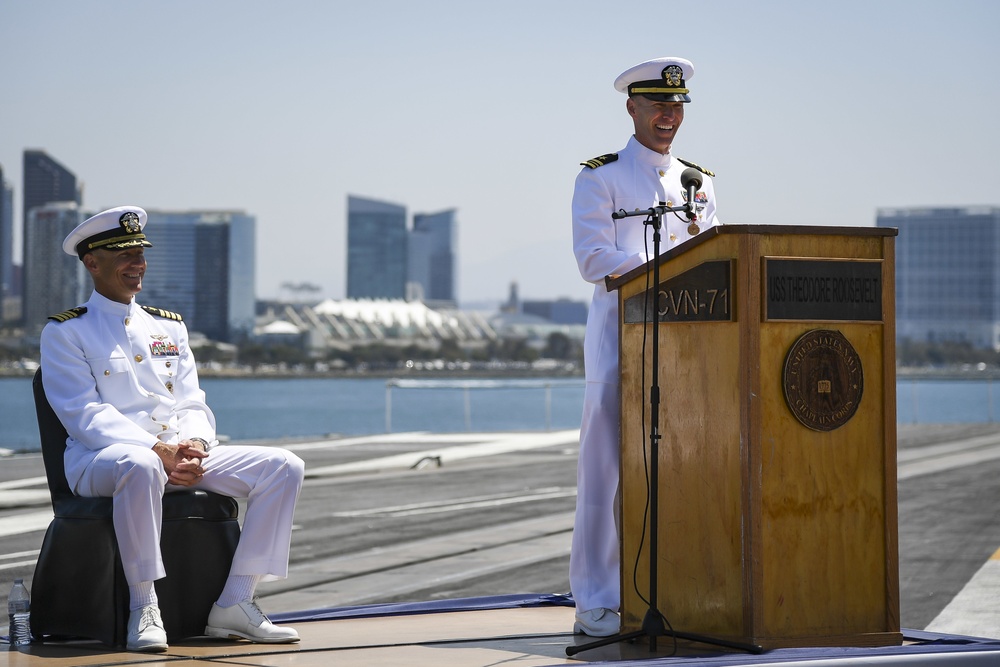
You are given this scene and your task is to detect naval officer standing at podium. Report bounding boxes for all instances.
[570,57,721,637]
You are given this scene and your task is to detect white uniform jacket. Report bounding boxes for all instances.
[39,291,216,491]
[572,135,721,384]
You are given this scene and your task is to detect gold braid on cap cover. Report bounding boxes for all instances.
[86,233,149,251]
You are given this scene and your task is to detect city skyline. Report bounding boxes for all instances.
[2,1,998,306]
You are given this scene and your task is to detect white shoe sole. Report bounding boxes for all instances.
[126,640,168,652]
[573,621,619,637]
[205,625,300,644]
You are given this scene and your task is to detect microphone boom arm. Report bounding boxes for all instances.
[612,166,705,224]
[612,203,689,223]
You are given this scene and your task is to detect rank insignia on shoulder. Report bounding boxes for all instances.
[141,306,183,321]
[48,307,87,323]
[677,157,715,177]
[581,153,619,169]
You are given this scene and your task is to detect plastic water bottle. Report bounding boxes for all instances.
[7,579,31,648]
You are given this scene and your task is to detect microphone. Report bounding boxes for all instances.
[680,168,703,221]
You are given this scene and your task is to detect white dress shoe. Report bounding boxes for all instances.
[205,598,300,643]
[126,604,168,652]
[574,607,620,637]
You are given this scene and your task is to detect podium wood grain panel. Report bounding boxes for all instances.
[611,225,901,649]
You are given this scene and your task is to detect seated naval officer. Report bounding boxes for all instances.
[39,206,305,652]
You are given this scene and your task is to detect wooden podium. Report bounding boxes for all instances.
[608,224,901,649]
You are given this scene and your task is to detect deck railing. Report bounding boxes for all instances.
[384,378,585,433]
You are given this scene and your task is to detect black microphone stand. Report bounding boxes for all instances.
[567,202,762,659]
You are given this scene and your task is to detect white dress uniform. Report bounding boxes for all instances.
[570,134,720,613]
[39,290,304,586]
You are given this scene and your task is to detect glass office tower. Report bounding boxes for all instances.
[409,209,457,305]
[347,195,408,299]
[0,166,13,321]
[22,202,86,334]
[22,150,80,327]
[877,206,1000,351]
[143,210,256,342]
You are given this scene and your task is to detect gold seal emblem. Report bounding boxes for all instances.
[782,329,863,432]
[661,64,683,86]
[119,211,141,233]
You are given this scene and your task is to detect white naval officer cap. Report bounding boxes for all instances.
[613,56,694,102]
[62,205,152,259]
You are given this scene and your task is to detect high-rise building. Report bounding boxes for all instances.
[0,165,13,321]
[142,210,256,342]
[22,150,79,225]
[877,206,1000,351]
[409,209,457,305]
[347,196,408,299]
[22,202,86,334]
[22,150,80,326]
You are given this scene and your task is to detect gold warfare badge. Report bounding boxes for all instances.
[782,329,863,432]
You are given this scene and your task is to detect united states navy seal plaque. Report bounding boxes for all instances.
[782,329,863,432]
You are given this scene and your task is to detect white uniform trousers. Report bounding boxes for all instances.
[72,443,305,585]
[569,379,621,613]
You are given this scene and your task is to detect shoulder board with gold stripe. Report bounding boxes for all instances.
[581,153,619,169]
[141,306,183,321]
[677,158,715,178]
[48,307,88,323]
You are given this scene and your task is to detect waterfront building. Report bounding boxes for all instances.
[347,195,407,299]
[347,196,461,306]
[347,196,408,300]
[22,150,79,229]
[0,165,13,321]
[490,281,587,352]
[22,202,86,334]
[22,150,80,327]
[255,298,498,354]
[523,298,588,326]
[409,209,457,305]
[877,206,1000,351]
[143,210,256,342]
[500,282,588,326]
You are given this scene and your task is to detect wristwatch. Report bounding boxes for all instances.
[190,437,211,452]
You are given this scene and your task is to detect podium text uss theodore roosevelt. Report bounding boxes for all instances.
[765,258,883,322]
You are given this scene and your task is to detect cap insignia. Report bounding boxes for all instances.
[662,65,684,87]
[120,211,141,234]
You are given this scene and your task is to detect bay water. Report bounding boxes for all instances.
[2,375,997,453]
[0,376,587,453]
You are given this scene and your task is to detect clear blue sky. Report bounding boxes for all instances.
[2,0,997,306]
